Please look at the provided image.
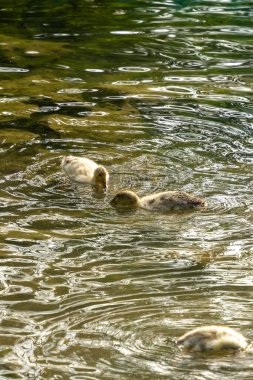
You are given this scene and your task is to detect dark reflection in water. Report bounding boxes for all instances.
[0,0,253,379]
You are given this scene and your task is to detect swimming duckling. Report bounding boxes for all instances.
[177,325,248,352]
[61,155,109,192]
[110,189,206,211]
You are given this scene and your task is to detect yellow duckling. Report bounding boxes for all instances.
[61,155,109,192]
[177,325,248,352]
[110,189,206,211]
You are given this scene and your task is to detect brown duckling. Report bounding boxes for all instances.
[110,189,206,211]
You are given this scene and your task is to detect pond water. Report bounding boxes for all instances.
[1,0,253,378]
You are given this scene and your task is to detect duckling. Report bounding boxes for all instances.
[177,325,248,352]
[61,155,109,192]
[110,189,206,211]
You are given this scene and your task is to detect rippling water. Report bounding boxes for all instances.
[1,0,253,378]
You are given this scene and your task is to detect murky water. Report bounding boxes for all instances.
[1,0,253,378]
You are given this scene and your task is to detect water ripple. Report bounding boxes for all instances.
[0,67,29,73]
[1,0,253,378]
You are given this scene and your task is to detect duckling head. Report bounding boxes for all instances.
[110,190,140,208]
[93,166,109,192]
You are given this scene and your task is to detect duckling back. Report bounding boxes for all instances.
[140,191,206,211]
[61,156,97,180]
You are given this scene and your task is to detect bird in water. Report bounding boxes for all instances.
[110,189,206,211]
[61,155,109,192]
[177,325,248,353]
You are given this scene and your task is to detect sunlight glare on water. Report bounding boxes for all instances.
[0,0,253,378]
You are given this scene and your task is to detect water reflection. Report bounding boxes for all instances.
[0,0,253,378]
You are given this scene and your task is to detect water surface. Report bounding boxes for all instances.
[1,0,253,378]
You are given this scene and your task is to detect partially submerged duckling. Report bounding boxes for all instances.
[110,189,206,211]
[177,325,248,353]
[61,155,109,192]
